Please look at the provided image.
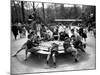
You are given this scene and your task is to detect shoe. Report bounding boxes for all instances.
[47,61,48,64]
[12,54,17,57]
[54,62,56,68]
[74,58,78,62]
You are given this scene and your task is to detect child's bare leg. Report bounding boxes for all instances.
[12,48,23,57]
[46,54,51,64]
[12,44,27,57]
[73,51,79,62]
[52,53,56,67]
[24,50,28,61]
[85,38,86,42]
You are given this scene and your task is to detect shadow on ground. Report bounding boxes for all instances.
[14,52,89,68]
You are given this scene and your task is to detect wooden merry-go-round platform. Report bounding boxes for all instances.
[34,41,65,55]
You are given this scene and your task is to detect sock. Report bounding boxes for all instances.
[54,62,56,66]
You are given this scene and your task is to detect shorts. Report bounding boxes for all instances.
[51,51,58,56]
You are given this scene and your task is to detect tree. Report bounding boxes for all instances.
[68,5,81,19]
[81,6,96,26]
[42,3,46,23]
[21,1,25,23]
[59,4,66,19]
[46,5,55,23]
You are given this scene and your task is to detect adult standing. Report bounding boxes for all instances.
[11,24,18,40]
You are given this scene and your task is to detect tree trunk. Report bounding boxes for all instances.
[55,3,57,19]
[33,2,35,11]
[13,2,18,23]
[42,3,46,23]
[21,1,25,23]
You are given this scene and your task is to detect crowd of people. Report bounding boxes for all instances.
[12,22,96,68]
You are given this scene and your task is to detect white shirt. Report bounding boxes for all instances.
[58,25,66,33]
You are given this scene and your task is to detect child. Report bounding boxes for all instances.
[46,43,59,67]
[12,34,40,60]
[63,37,71,53]
[71,35,86,53]
[63,37,79,62]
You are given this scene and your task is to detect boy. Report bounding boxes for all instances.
[71,35,86,53]
[12,34,40,60]
[63,37,71,53]
[63,37,79,62]
[46,43,59,67]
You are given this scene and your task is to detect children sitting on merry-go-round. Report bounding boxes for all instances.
[12,25,87,68]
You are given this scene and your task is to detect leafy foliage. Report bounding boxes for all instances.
[11,0,96,28]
